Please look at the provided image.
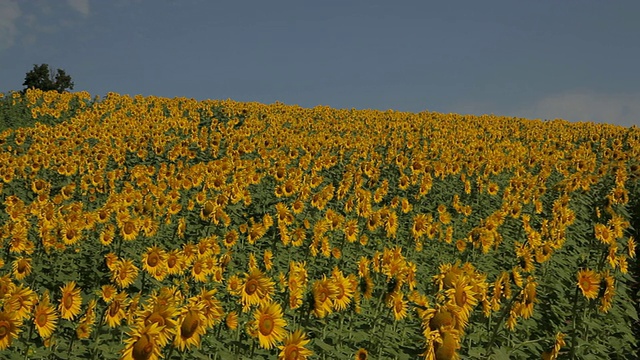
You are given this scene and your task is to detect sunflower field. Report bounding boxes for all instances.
[0,89,638,359]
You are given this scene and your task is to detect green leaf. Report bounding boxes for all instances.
[490,346,511,360]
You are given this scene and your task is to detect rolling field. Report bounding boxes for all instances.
[0,89,638,359]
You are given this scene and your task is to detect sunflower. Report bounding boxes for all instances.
[278,329,313,360]
[249,221,269,244]
[142,246,166,276]
[577,269,600,299]
[174,304,207,351]
[195,288,224,328]
[343,219,359,243]
[385,210,399,238]
[331,268,354,311]
[11,257,31,281]
[177,217,187,239]
[254,301,288,350]
[121,219,139,241]
[366,212,381,232]
[291,199,305,214]
[60,221,82,245]
[190,257,209,283]
[598,271,615,313]
[138,301,178,347]
[445,276,478,324]
[59,281,83,320]
[264,250,274,271]
[428,304,463,332]
[76,321,92,340]
[223,230,238,248]
[411,213,428,240]
[312,276,337,318]
[31,179,49,194]
[75,298,97,340]
[594,223,613,245]
[5,285,35,322]
[0,310,21,350]
[433,262,463,291]
[226,311,238,330]
[434,328,461,360]
[105,252,119,271]
[121,322,163,360]
[111,259,139,289]
[99,225,115,246]
[519,277,537,319]
[241,268,275,311]
[355,348,368,360]
[126,293,142,325]
[33,291,58,339]
[487,182,499,196]
[105,292,129,328]
[390,291,408,321]
[291,227,306,247]
[628,237,636,258]
[141,217,159,238]
[100,284,117,303]
[165,249,184,275]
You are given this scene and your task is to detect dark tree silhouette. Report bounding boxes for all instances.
[22,64,74,93]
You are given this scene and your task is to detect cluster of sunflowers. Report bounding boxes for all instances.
[0,89,637,359]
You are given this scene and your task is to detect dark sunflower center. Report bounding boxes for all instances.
[132,334,153,360]
[259,316,274,336]
[147,253,159,267]
[457,290,467,306]
[193,263,203,275]
[580,279,591,290]
[36,313,48,327]
[318,290,328,303]
[124,222,135,235]
[246,279,259,295]
[63,294,74,309]
[146,312,165,327]
[285,346,299,360]
[66,229,76,240]
[17,261,27,273]
[0,323,8,338]
[109,302,120,317]
[181,311,199,339]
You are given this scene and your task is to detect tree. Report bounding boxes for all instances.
[22,64,74,93]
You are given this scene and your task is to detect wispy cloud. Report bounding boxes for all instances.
[518,90,640,127]
[67,0,90,17]
[0,1,92,51]
[0,0,21,50]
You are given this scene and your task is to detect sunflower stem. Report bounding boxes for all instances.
[66,333,75,357]
[377,307,392,359]
[337,312,345,345]
[568,284,581,360]
[487,291,518,352]
[90,305,108,360]
[370,286,387,335]
[250,338,256,357]
[140,270,147,294]
[22,319,34,360]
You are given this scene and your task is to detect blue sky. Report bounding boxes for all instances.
[1,0,639,127]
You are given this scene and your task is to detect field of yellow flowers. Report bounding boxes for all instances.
[0,89,638,359]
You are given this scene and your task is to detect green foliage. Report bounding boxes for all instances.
[0,92,30,131]
[22,64,74,93]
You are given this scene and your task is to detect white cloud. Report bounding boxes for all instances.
[518,90,640,128]
[0,0,21,50]
[67,0,90,17]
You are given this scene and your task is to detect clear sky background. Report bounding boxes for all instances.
[1,0,639,127]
